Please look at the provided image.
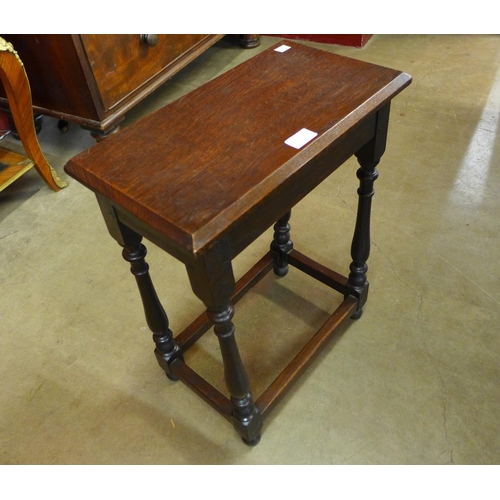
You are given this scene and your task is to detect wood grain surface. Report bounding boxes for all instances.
[65,41,410,254]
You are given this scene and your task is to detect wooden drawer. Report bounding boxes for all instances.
[80,34,212,112]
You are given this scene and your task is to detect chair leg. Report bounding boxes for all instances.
[0,37,67,191]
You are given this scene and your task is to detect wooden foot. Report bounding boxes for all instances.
[238,35,260,48]
[89,122,122,142]
[350,309,363,320]
[242,434,261,446]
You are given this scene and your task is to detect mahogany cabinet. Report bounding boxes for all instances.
[0,34,226,138]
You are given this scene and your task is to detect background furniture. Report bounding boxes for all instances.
[0,37,66,192]
[0,35,258,140]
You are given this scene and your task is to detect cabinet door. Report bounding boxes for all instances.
[80,35,213,112]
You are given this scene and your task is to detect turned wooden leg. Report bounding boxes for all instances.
[270,210,293,276]
[96,196,183,379]
[122,241,183,380]
[208,303,262,445]
[347,104,390,319]
[186,240,263,445]
[347,159,379,319]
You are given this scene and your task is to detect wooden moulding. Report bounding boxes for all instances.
[169,250,358,422]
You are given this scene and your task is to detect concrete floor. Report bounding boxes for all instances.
[1,35,499,465]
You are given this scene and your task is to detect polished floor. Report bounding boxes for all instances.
[1,35,499,465]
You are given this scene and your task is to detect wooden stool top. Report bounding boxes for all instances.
[65,41,410,257]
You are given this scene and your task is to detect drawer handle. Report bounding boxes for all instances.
[140,34,159,47]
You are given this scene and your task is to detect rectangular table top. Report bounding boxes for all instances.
[65,41,411,256]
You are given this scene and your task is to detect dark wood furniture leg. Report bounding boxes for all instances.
[186,241,263,445]
[238,35,260,48]
[57,119,70,133]
[97,197,183,380]
[271,210,293,276]
[347,105,390,319]
[84,117,124,142]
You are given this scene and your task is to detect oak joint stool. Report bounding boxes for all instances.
[65,41,411,445]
